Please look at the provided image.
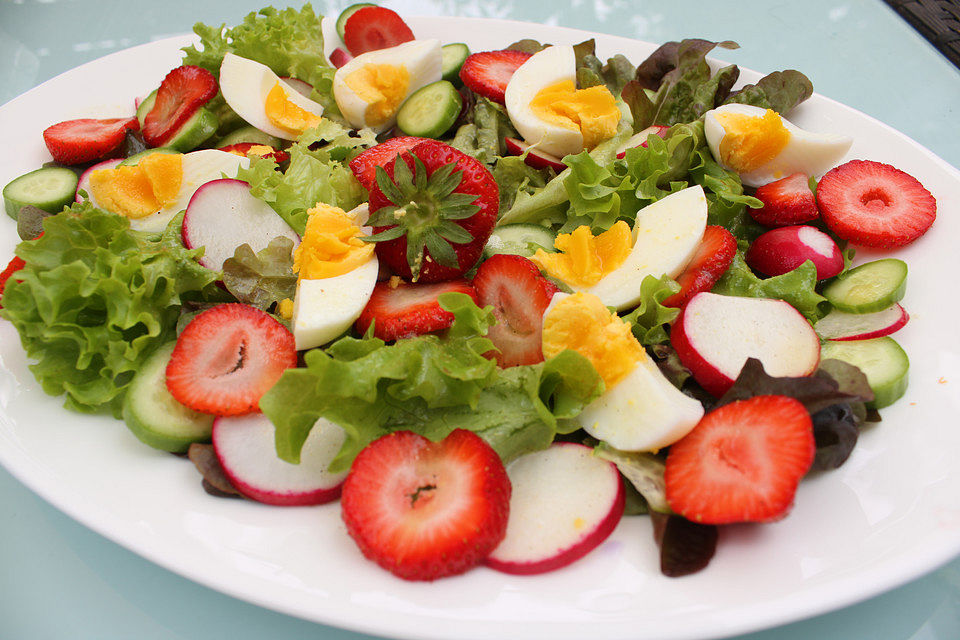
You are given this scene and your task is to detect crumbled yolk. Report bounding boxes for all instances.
[276,298,294,320]
[292,203,374,280]
[265,82,323,136]
[542,292,645,388]
[87,153,183,219]
[716,108,791,173]
[343,63,410,127]
[530,80,621,150]
[531,221,633,288]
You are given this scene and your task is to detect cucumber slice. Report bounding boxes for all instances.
[396,80,462,138]
[821,337,909,409]
[163,106,218,153]
[441,43,470,84]
[122,342,214,453]
[118,147,180,166]
[483,223,558,259]
[3,167,79,220]
[823,258,907,314]
[135,89,158,129]
[336,2,376,40]
[216,125,283,150]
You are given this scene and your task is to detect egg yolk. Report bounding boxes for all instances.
[716,109,791,173]
[343,63,411,127]
[293,203,375,280]
[265,82,323,136]
[87,153,183,219]
[530,80,621,150]
[542,292,644,388]
[531,221,633,288]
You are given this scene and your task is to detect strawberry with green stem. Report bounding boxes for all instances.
[364,139,498,283]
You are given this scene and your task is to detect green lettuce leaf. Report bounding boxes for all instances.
[621,274,681,345]
[221,236,297,310]
[712,252,828,322]
[1,204,219,416]
[259,293,603,470]
[724,69,814,115]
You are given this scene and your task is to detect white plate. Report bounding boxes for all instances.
[2,16,960,640]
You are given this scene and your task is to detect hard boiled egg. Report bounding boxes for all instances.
[333,39,442,132]
[532,185,708,311]
[542,292,704,451]
[220,52,325,141]
[87,149,249,233]
[290,204,379,350]
[504,45,621,158]
[704,103,852,187]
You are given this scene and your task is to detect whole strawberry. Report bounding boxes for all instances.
[365,139,498,283]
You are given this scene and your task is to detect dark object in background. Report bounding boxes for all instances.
[885,0,960,69]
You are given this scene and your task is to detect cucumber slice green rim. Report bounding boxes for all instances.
[483,223,558,259]
[163,106,219,153]
[135,89,158,129]
[821,337,909,409]
[336,2,376,40]
[396,80,462,139]
[823,258,907,314]
[441,43,471,84]
[216,125,283,150]
[3,166,79,220]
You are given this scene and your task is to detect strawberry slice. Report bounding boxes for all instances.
[349,136,426,191]
[367,139,499,283]
[0,255,26,309]
[340,429,511,581]
[142,65,218,148]
[816,159,936,249]
[751,172,819,227]
[472,254,559,367]
[665,395,815,524]
[661,225,736,308]
[42,117,139,165]
[329,47,353,69]
[165,303,297,416]
[343,6,415,56]
[459,50,533,104]
[219,142,290,165]
[355,278,479,341]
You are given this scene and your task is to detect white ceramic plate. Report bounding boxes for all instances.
[1,16,959,640]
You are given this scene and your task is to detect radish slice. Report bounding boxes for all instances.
[485,442,624,575]
[212,414,347,506]
[815,303,909,341]
[328,48,353,69]
[182,178,300,271]
[279,76,314,98]
[503,137,566,171]
[76,158,122,203]
[615,125,670,158]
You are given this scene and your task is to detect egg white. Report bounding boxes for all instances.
[291,257,379,351]
[220,52,326,141]
[332,39,442,132]
[704,103,852,187]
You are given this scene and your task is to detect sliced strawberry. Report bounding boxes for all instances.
[42,117,139,165]
[751,172,819,227]
[472,254,559,367]
[661,225,736,308]
[329,47,353,69]
[367,139,499,283]
[343,7,415,56]
[349,136,426,191]
[219,142,290,165]
[0,255,27,309]
[665,395,815,524]
[459,50,533,104]
[341,429,511,581]
[165,303,296,416]
[142,65,217,148]
[356,278,479,341]
[817,159,936,249]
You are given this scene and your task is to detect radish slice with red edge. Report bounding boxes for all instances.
[212,414,347,506]
[182,178,300,271]
[485,442,624,575]
[328,48,353,69]
[503,137,566,171]
[76,158,122,203]
[815,303,909,341]
[615,125,670,158]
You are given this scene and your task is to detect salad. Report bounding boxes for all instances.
[0,3,935,583]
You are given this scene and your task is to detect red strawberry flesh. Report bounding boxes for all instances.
[165,303,296,416]
[42,117,140,165]
[142,65,217,148]
[0,255,27,309]
[349,136,426,191]
[356,278,479,341]
[343,7,415,56]
[459,50,533,104]
[340,429,511,581]
[751,172,819,227]
[665,395,815,524]
[817,159,936,249]
[662,225,736,308]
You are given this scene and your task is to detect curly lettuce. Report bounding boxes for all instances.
[1,204,219,416]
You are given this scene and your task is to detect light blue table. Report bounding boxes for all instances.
[1,1,959,638]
